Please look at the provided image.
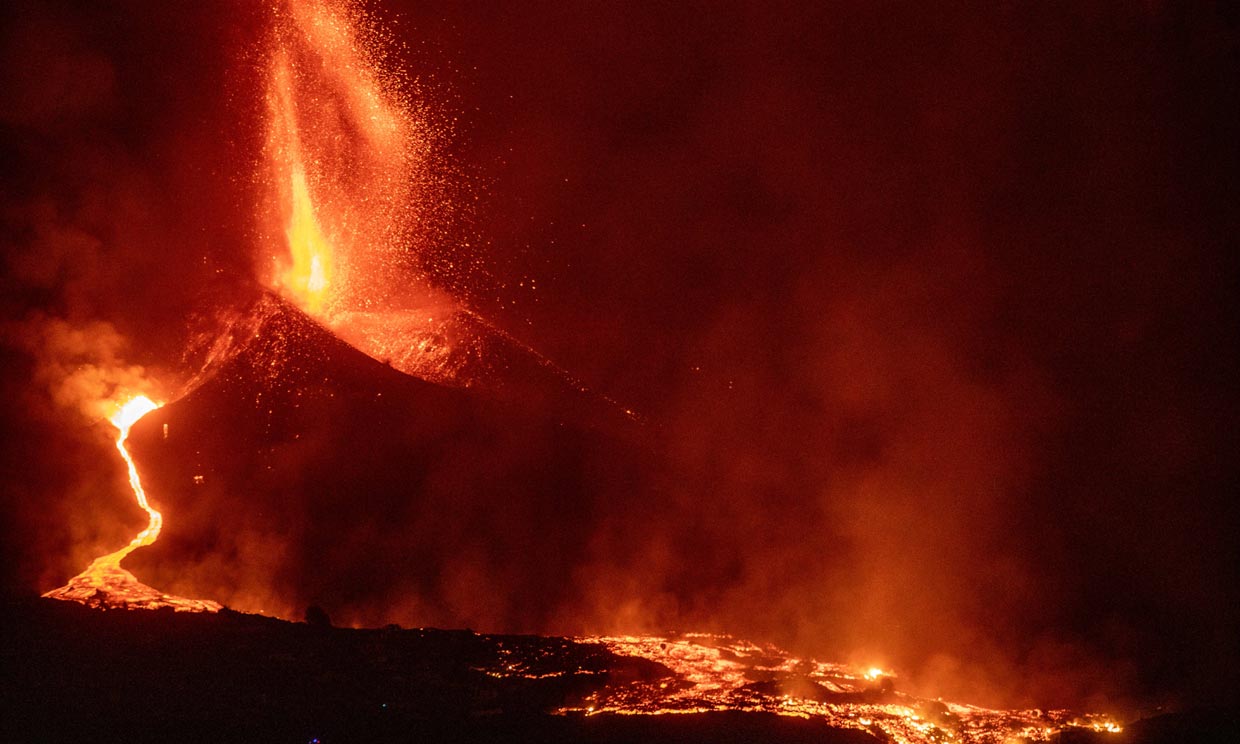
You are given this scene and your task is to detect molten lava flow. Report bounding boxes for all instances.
[540,634,1124,744]
[43,395,221,612]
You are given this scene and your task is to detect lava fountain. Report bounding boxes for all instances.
[264,0,427,332]
[262,0,523,388]
[43,395,221,612]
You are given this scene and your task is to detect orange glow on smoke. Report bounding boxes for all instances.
[43,395,221,612]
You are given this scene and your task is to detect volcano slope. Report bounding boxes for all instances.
[121,294,656,628]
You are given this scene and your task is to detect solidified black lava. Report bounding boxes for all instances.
[4,598,1237,744]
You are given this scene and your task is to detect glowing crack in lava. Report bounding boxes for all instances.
[43,396,221,613]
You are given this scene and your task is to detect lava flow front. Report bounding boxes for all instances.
[42,396,220,613]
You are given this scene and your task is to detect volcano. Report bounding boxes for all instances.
[118,293,655,628]
[24,294,1230,743]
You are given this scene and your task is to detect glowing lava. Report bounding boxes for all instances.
[280,160,334,315]
[262,0,499,387]
[264,0,416,318]
[543,634,1125,744]
[35,6,1131,739]
[43,395,221,612]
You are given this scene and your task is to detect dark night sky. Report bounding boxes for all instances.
[2,0,1237,713]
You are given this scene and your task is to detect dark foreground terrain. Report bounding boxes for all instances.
[1,598,1234,744]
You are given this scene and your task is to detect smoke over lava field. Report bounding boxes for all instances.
[1,0,1237,718]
